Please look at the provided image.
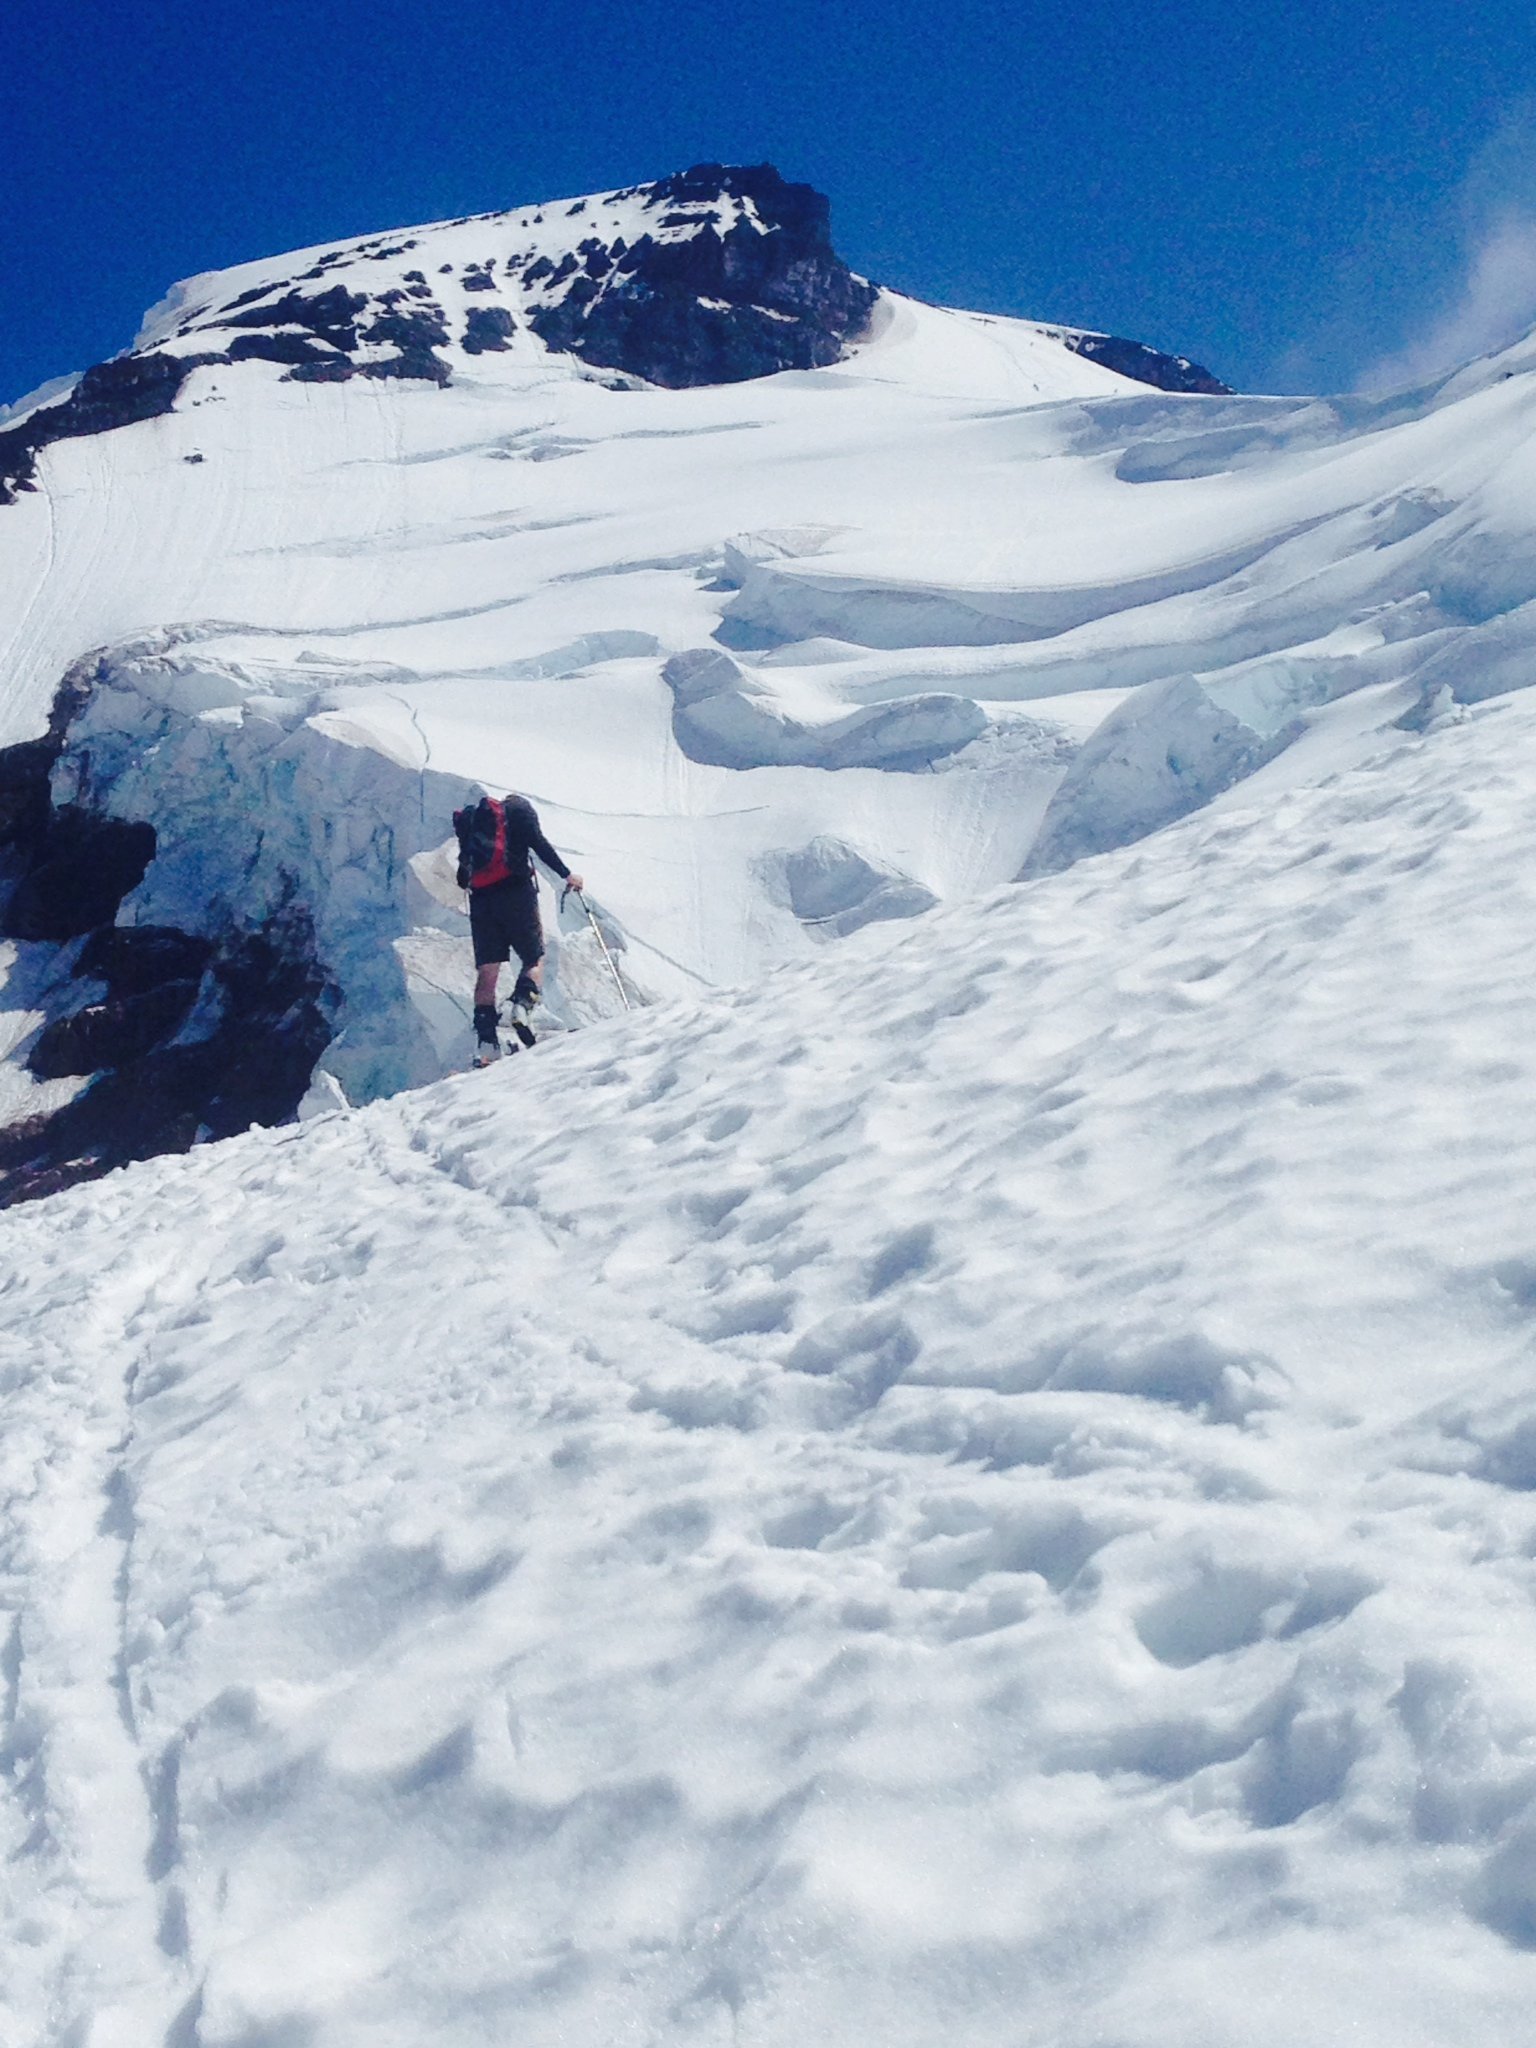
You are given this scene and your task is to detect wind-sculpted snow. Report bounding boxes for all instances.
[6,691,1536,2042]
[767,833,938,935]
[662,646,987,769]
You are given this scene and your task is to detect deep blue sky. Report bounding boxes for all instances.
[7,0,1536,407]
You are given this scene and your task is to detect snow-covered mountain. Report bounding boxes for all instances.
[5,160,1530,1206]
[9,160,1536,2045]
[0,163,1238,1196]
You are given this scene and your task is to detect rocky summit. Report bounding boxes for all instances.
[0,164,1226,509]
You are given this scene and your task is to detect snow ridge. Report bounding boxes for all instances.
[140,162,879,395]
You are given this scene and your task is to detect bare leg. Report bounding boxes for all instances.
[474,961,500,1007]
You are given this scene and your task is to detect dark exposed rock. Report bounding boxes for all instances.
[0,663,336,1208]
[0,654,96,828]
[74,924,214,995]
[287,358,358,385]
[204,286,458,385]
[357,352,452,387]
[0,739,57,845]
[526,162,878,389]
[2,808,157,941]
[204,284,367,351]
[28,980,202,1079]
[0,652,159,927]
[226,332,343,367]
[340,296,455,383]
[0,913,333,1208]
[366,304,449,351]
[0,353,208,504]
[1064,331,1231,396]
[463,306,516,354]
[67,355,202,434]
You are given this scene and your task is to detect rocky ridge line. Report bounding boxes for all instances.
[1,164,1231,504]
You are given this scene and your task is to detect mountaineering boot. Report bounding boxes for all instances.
[472,1003,502,1068]
[509,970,541,1049]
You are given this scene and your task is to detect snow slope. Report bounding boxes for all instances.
[10,168,1536,2044]
[6,677,1536,2046]
[0,184,1165,1164]
[4,212,1536,1132]
[7,173,1536,1183]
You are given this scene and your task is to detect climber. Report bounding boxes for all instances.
[452,792,583,1065]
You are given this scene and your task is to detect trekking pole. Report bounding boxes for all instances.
[564,885,632,1011]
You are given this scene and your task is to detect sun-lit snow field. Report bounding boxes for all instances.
[6,679,1536,2046]
[6,195,1536,1111]
[8,188,1536,2043]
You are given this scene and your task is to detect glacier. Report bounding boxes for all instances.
[6,161,1536,2042]
[6,678,1536,2044]
[4,172,1536,1188]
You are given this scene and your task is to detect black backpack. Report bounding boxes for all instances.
[453,797,499,890]
[453,795,535,890]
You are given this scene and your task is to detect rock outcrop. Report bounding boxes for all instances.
[1060,329,1230,395]
[520,163,879,387]
[0,657,336,1207]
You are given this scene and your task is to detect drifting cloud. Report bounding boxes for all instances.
[1358,101,1536,395]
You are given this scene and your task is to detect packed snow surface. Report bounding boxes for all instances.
[7,680,1536,2044]
[10,180,1536,2041]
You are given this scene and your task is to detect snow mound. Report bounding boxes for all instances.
[663,647,986,770]
[1021,673,1285,876]
[769,833,938,934]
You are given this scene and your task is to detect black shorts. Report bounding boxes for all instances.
[469,880,544,969]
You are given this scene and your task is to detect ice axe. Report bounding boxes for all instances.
[562,884,632,1011]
